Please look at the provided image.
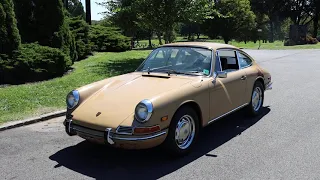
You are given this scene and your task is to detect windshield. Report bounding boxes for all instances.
[136,47,213,76]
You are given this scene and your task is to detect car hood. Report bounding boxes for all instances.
[71,72,194,130]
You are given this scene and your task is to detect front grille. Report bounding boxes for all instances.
[71,124,105,138]
[116,126,133,135]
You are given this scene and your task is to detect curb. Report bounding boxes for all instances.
[0,110,66,132]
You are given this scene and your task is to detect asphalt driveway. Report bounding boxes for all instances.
[1,49,320,180]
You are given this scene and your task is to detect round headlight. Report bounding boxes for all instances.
[66,90,80,109]
[135,100,153,123]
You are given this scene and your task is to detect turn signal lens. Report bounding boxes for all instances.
[161,116,168,121]
[134,125,161,134]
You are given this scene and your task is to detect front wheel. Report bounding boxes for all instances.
[163,106,199,156]
[246,81,264,116]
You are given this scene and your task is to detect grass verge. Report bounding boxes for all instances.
[139,38,320,50]
[0,50,151,124]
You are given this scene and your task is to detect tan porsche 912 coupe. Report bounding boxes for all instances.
[64,42,272,156]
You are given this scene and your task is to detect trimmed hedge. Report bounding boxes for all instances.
[89,25,131,52]
[0,43,71,84]
[68,17,92,60]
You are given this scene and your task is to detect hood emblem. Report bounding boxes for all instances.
[96,112,102,117]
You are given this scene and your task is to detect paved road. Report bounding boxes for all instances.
[1,49,320,180]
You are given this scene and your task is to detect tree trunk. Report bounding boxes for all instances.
[313,13,319,37]
[130,39,134,49]
[64,0,68,9]
[156,33,163,45]
[223,36,230,44]
[85,0,91,25]
[269,21,274,43]
[188,32,191,40]
[164,30,170,44]
[148,37,152,48]
[197,33,200,39]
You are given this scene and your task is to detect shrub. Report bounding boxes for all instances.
[306,35,318,44]
[68,17,92,60]
[51,18,78,62]
[13,0,77,62]
[89,25,131,52]
[0,43,71,84]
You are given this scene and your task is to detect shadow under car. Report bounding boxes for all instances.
[49,106,271,180]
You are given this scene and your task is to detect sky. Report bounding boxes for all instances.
[80,0,105,21]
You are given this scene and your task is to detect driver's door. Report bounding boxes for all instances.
[209,49,247,122]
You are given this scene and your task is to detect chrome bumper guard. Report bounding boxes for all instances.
[64,119,166,145]
[265,82,273,91]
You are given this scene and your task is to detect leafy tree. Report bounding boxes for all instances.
[134,0,216,43]
[282,0,314,25]
[205,0,256,44]
[99,0,140,47]
[100,0,216,44]
[250,0,287,42]
[180,22,203,40]
[0,0,21,55]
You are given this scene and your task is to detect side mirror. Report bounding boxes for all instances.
[217,71,227,78]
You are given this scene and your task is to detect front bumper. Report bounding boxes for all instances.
[265,82,273,91]
[64,119,167,149]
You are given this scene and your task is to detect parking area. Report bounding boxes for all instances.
[1,49,320,180]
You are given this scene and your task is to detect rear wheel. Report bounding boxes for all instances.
[246,81,264,116]
[163,106,199,156]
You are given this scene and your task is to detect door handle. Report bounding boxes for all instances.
[240,76,247,80]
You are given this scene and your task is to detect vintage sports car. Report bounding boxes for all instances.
[64,42,272,155]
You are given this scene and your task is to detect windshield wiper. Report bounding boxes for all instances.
[148,69,183,76]
[185,71,204,75]
[147,68,203,76]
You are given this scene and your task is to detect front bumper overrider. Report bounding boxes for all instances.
[265,82,273,91]
[64,119,167,146]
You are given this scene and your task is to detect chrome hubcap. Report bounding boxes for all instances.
[252,87,262,112]
[175,115,195,150]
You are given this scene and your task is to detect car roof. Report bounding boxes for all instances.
[159,42,240,50]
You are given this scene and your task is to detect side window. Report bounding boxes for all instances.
[238,52,253,69]
[217,49,239,72]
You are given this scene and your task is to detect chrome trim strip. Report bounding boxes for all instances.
[208,103,248,124]
[112,130,167,141]
[116,126,133,135]
[68,119,72,134]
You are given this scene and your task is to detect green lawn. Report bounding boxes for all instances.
[138,38,320,50]
[0,50,151,124]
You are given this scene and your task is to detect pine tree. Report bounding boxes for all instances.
[0,0,21,55]
[13,0,77,61]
